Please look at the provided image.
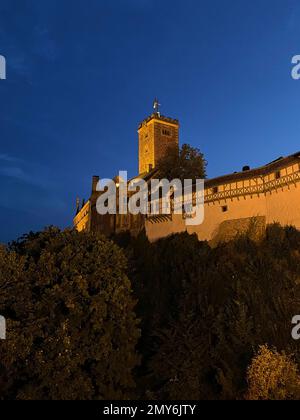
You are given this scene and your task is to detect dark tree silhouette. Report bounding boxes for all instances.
[0,228,140,400]
[118,225,300,400]
[157,143,207,181]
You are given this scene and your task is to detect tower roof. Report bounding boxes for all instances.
[138,113,179,130]
[139,100,179,129]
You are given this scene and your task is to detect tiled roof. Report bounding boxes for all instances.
[205,152,300,188]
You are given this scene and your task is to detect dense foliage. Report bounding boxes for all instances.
[157,143,207,181]
[246,345,300,400]
[116,224,300,400]
[1,224,300,400]
[0,228,140,400]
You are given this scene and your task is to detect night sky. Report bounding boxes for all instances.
[1,0,300,243]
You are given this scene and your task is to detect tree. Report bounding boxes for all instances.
[157,144,207,181]
[117,232,213,399]
[149,315,214,400]
[120,225,300,400]
[0,228,140,400]
[246,345,300,400]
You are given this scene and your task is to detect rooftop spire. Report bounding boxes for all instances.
[153,98,161,116]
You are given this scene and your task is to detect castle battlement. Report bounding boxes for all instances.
[138,114,179,130]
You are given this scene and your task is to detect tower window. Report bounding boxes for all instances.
[162,129,171,137]
[212,186,219,194]
[222,205,228,213]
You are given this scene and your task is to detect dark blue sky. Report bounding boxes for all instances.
[1,0,300,243]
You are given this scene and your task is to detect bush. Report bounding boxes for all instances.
[246,345,300,400]
[0,228,140,400]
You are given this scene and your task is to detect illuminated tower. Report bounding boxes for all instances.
[138,99,179,174]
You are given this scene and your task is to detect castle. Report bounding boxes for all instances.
[74,102,300,245]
